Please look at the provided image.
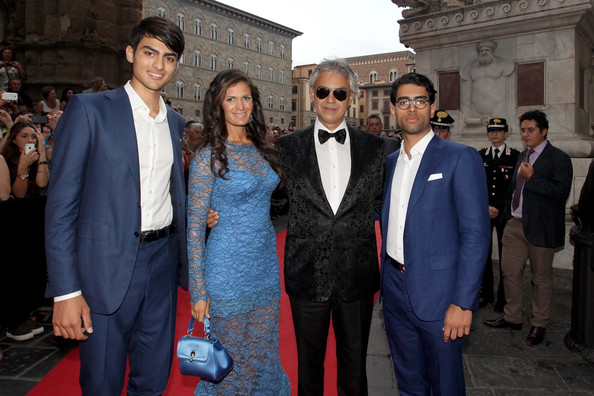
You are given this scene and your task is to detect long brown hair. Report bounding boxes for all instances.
[201,69,284,182]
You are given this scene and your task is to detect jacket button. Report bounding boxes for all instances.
[137,202,140,208]
[134,232,139,237]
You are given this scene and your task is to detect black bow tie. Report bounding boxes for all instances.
[318,128,346,144]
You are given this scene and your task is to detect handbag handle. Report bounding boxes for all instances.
[187,316,211,339]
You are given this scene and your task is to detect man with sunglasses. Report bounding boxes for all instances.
[276,58,385,396]
[380,73,490,395]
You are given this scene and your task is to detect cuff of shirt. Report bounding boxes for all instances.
[54,290,82,302]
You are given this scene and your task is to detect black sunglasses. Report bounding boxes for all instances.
[315,87,349,101]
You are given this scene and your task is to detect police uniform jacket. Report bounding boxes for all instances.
[479,145,519,212]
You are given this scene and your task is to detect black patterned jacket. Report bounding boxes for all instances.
[276,125,385,302]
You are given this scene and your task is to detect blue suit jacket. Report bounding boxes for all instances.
[380,135,490,320]
[45,87,188,315]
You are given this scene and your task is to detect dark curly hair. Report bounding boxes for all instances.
[201,69,284,182]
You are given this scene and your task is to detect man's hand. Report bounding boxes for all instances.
[488,206,499,219]
[207,209,219,228]
[518,162,534,180]
[191,299,210,323]
[52,295,93,340]
[443,304,472,342]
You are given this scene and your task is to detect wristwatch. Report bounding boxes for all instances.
[18,174,29,180]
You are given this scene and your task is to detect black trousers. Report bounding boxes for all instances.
[481,216,506,304]
[289,294,374,396]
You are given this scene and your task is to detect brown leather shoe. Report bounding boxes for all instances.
[526,326,545,346]
[483,316,523,330]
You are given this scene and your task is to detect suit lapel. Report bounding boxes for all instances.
[407,135,446,217]
[104,88,140,190]
[334,127,364,216]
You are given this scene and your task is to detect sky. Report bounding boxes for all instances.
[216,0,409,66]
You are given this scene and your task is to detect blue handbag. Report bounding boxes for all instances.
[176,317,234,381]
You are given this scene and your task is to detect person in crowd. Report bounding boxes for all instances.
[381,72,490,395]
[35,86,60,114]
[484,110,572,346]
[59,88,76,110]
[478,118,519,311]
[0,108,13,135]
[185,120,203,154]
[276,58,385,395]
[430,109,455,139]
[0,152,9,200]
[188,69,290,395]
[7,77,34,111]
[366,114,400,155]
[82,76,106,93]
[0,121,49,199]
[45,16,187,395]
[0,46,27,91]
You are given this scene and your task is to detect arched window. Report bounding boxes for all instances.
[157,7,166,17]
[210,24,218,40]
[256,38,262,52]
[227,29,235,45]
[280,45,286,58]
[369,71,378,84]
[228,58,234,69]
[243,62,249,75]
[210,54,217,70]
[176,81,184,98]
[256,65,262,79]
[193,84,201,100]
[244,34,250,49]
[280,70,285,84]
[268,68,274,81]
[269,41,274,55]
[280,97,286,111]
[176,14,185,31]
[268,96,274,110]
[389,69,398,82]
[193,51,201,67]
[194,19,202,35]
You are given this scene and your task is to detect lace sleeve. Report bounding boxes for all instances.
[187,147,215,303]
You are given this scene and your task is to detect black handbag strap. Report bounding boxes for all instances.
[187,316,211,337]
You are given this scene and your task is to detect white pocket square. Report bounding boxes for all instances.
[428,173,443,181]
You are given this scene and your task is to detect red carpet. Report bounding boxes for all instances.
[28,229,342,395]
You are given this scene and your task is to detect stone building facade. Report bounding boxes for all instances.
[144,0,301,127]
[291,51,416,131]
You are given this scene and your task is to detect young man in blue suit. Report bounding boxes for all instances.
[45,17,187,395]
[380,73,490,395]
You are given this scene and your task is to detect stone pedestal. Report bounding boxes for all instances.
[394,0,594,158]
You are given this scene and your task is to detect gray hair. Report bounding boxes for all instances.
[309,57,359,95]
[191,122,204,130]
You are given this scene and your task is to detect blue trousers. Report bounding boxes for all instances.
[382,262,465,396]
[79,235,179,396]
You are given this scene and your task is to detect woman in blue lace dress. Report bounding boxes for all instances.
[187,69,290,395]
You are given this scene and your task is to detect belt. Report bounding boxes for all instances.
[140,224,175,244]
[387,255,405,275]
[513,217,523,223]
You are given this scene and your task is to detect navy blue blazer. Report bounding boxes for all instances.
[45,87,188,315]
[380,135,490,320]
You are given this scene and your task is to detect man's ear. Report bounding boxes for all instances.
[125,45,134,64]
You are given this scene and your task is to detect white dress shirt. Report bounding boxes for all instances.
[55,83,174,302]
[314,118,351,214]
[386,131,435,263]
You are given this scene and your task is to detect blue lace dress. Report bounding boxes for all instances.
[187,142,290,395]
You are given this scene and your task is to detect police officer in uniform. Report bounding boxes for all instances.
[430,110,455,140]
[478,118,519,311]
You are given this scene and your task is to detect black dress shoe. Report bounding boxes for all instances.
[483,316,523,330]
[526,326,545,346]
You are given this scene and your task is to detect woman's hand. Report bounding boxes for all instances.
[35,130,47,156]
[191,299,210,323]
[19,148,38,169]
[0,109,12,130]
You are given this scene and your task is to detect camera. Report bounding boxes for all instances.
[1,92,18,101]
[25,143,36,154]
[31,115,48,124]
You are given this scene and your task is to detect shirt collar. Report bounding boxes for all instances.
[401,130,434,159]
[124,81,168,123]
[491,144,505,156]
[314,117,350,145]
[530,139,548,155]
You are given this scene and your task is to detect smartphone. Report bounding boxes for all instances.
[25,143,36,154]
[31,115,48,124]
[1,92,18,101]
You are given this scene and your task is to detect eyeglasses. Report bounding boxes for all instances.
[315,87,349,101]
[395,96,429,110]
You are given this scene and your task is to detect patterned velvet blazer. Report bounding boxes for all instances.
[276,125,385,302]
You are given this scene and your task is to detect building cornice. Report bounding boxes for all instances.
[398,0,594,49]
[191,0,303,37]
[346,51,416,66]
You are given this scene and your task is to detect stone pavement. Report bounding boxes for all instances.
[366,267,594,395]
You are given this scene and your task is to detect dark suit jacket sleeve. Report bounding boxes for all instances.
[524,146,572,203]
[45,95,91,297]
